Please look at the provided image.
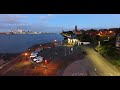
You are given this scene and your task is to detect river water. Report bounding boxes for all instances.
[0,34,64,53]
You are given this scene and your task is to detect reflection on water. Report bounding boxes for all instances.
[0,34,64,53]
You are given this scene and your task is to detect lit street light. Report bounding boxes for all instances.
[24,53,28,60]
[24,53,28,56]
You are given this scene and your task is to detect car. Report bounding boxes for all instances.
[31,52,38,55]
[33,56,43,63]
[35,50,41,53]
[36,60,42,63]
[33,58,38,61]
[83,51,87,55]
[30,54,37,58]
[30,52,39,58]
[34,51,38,53]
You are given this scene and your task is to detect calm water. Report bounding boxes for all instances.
[0,34,64,53]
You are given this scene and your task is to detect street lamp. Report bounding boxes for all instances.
[98,41,100,53]
[24,53,28,56]
[24,53,28,60]
[45,60,48,69]
[98,41,100,46]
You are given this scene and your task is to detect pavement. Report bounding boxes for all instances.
[63,45,120,76]
[63,58,97,76]
[83,46,120,76]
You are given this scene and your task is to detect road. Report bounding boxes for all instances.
[62,58,98,76]
[81,45,120,76]
[1,43,119,76]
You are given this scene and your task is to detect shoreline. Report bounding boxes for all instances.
[0,40,63,54]
[0,40,63,60]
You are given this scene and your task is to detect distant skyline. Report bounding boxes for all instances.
[1,14,120,33]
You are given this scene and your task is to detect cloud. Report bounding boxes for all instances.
[0,14,58,32]
[0,15,20,24]
[39,14,54,21]
[0,14,30,31]
[39,16,48,20]
[0,14,28,24]
[48,14,53,17]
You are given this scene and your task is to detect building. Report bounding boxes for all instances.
[73,25,82,35]
[97,29,116,36]
[85,29,98,37]
[116,33,120,49]
[78,41,90,45]
[75,25,77,31]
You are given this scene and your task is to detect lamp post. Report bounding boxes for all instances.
[98,41,100,53]
[45,60,49,69]
[98,41,100,46]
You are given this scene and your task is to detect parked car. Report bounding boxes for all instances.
[30,54,37,58]
[33,56,43,63]
[30,52,38,58]
[35,50,41,53]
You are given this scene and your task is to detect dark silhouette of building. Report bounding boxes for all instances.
[75,25,78,31]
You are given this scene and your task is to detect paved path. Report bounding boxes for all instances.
[62,58,97,76]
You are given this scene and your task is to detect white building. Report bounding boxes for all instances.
[68,38,79,44]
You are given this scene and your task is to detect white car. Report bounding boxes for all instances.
[30,54,37,58]
[33,56,43,63]
[34,50,40,53]
[30,52,38,58]
[36,60,42,63]
[31,52,38,55]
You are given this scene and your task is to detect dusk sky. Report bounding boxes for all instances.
[1,14,120,33]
